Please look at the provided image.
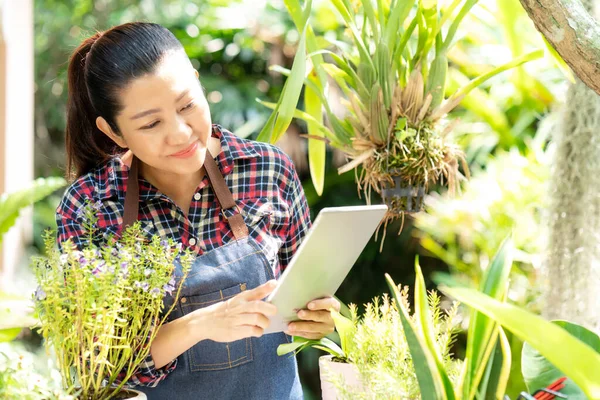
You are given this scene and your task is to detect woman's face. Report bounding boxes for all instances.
[97,50,212,176]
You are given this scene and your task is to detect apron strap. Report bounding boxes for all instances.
[203,151,249,240]
[122,150,249,240]
[123,155,140,230]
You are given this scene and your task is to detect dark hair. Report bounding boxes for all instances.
[65,22,183,180]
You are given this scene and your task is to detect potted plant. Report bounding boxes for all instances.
[31,202,193,400]
[258,0,542,226]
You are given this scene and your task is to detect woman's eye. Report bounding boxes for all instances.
[141,121,160,130]
[180,102,195,112]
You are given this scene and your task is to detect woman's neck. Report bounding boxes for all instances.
[122,137,221,207]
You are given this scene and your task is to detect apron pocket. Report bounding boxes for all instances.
[181,283,253,372]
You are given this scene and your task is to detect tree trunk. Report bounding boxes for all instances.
[542,0,600,331]
[518,0,600,96]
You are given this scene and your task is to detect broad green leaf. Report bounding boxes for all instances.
[441,287,600,399]
[0,327,22,343]
[0,177,66,245]
[463,237,513,399]
[386,273,450,400]
[522,320,600,398]
[305,76,325,196]
[414,260,457,399]
[331,309,355,356]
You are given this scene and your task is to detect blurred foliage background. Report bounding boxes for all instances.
[9,0,568,397]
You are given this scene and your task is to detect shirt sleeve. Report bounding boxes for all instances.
[55,186,177,387]
[277,157,312,272]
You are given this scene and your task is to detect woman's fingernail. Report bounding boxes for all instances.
[308,302,315,309]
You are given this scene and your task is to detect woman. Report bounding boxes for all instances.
[56,22,339,399]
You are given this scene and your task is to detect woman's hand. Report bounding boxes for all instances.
[285,297,341,340]
[192,280,278,343]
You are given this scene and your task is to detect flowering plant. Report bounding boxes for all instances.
[32,202,192,400]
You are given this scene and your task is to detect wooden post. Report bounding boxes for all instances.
[0,0,34,288]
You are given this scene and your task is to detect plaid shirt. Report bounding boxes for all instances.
[55,124,311,387]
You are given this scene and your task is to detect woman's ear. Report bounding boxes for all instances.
[96,117,127,149]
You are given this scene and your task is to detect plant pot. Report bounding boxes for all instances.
[112,389,147,399]
[74,388,147,400]
[381,173,426,214]
[319,355,365,400]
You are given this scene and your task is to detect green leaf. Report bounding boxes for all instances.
[478,327,511,400]
[440,287,600,399]
[414,261,457,399]
[463,237,513,399]
[277,337,318,356]
[542,37,575,84]
[384,0,416,47]
[257,99,340,146]
[257,0,312,144]
[449,50,544,104]
[522,320,600,398]
[305,77,325,196]
[0,327,22,343]
[0,177,67,245]
[386,273,450,400]
[331,309,354,357]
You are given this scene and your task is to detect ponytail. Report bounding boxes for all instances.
[64,23,183,181]
[65,32,120,181]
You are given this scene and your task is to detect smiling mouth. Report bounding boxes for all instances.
[171,141,199,158]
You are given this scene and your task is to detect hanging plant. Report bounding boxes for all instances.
[257,0,542,232]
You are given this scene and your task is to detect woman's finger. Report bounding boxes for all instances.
[287,321,333,335]
[307,297,341,312]
[296,309,331,323]
[237,312,271,330]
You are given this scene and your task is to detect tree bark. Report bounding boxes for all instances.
[542,0,600,331]
[518,0,600,96]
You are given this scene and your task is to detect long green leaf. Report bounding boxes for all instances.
[463,237,513,399]
[441,287,600,399]
[522,320,600,398]
[384,0,416,47]
[443,0,478,51]
[305,75,325,196]
[362,0,380,44]
[414,261,457,399]
[449,50,544,103]
[0,177,66,245]
[257,0,312,143]
[486,326,511,399]
[386,273,450,400]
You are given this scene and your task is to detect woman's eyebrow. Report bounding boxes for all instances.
[131,108,161,120]
[130,90,190,120]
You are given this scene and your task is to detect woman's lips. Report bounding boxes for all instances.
[170,141,199,158]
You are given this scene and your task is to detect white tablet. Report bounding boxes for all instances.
[264,204,388,334]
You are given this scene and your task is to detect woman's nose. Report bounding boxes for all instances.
[166,116,193,146]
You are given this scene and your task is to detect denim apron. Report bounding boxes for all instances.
[123,152,303,400]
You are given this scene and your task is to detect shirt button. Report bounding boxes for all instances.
[189,238,197,246]
[181,297,187,304]
[194,193,201,201]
